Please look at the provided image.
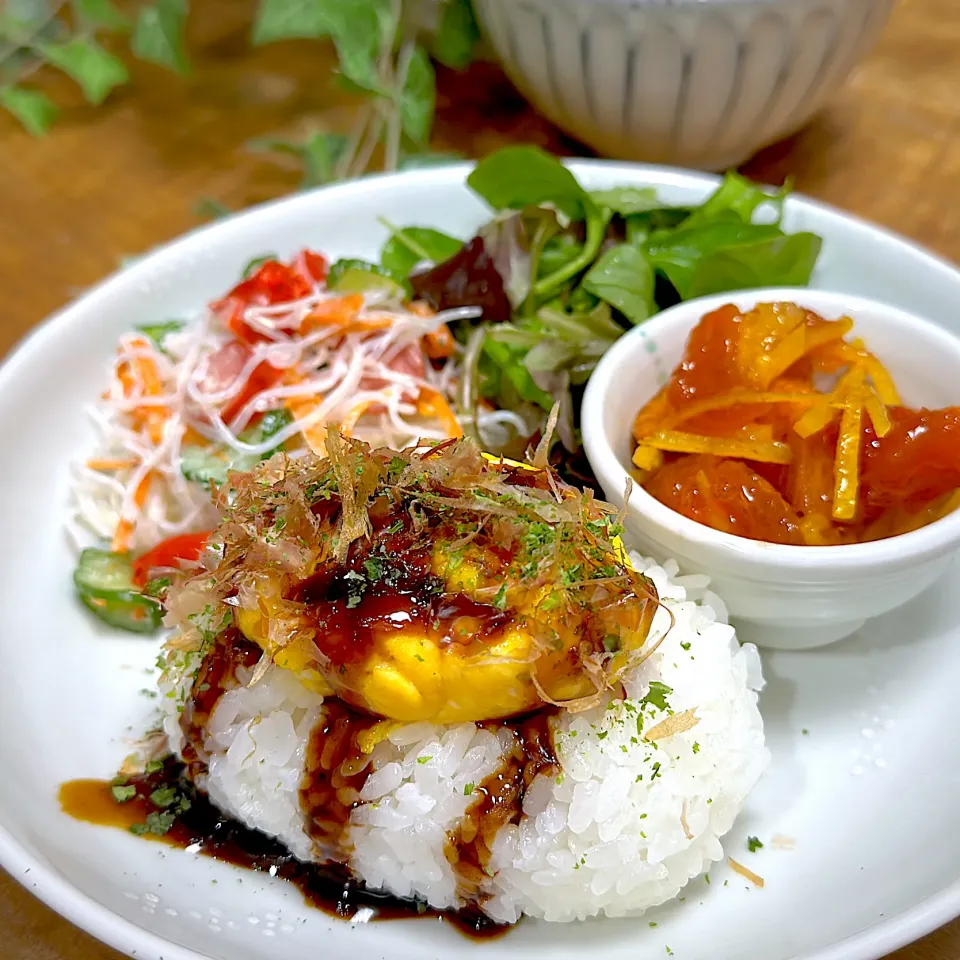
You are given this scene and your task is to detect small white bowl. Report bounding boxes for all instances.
[473,0,895,170]
[582,288,960,650]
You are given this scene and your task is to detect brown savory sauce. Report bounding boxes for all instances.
[290,499,515,669]
[446,712,558,902]
[59,711,559,940]
[180,628,260,777]
[300,701,380,863]
[59,758,509,940]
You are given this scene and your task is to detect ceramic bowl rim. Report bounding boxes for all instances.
[582,287,960,576]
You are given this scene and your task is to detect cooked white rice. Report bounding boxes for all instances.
[158,552,768,922]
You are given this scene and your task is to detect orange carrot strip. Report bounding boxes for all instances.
[86,457,141,471]
[285,393,327,455]
[340,400,376,438]
[423,323,455,360]
[111,472,152,552]
[417,387,463,438]
[300,294,366,333]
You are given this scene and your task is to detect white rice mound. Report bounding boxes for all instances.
[158,552,768,922]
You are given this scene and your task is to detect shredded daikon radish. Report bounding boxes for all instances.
[70,268,489,553]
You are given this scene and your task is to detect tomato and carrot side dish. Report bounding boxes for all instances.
[631,302,960,545]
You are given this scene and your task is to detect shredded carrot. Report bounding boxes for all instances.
[285,394,327,455]
[118,336,170,445]
[640,430,793,465]
[340,400,377,438]
[417,387,463,438]
[423,323,455,360]
[728,858,765,888]
[300,294,368,333]
[86,457,141,472]
[111,472,152,552]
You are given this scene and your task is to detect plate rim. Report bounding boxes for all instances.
[3,160,959,960]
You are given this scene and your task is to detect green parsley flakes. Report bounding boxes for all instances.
[111,784,136,803]
[747,836,764,853]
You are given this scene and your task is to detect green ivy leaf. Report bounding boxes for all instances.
[400,45,434,145]
[301,131,348,186]
[72,0,128,30]
[38,37,129,104]
[331,24,381,93]
[0,0,52,41]
[0,85,58,135]
[432,0,478,70]
[131,0,189,74]
[252,0,334,44]
[248,132,348,187]
[193,197,231,220]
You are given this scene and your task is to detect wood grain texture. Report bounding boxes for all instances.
[0,0,956,957]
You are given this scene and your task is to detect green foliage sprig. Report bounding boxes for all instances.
[0,0,478,181]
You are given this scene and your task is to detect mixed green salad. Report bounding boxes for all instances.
[375,146,822,458]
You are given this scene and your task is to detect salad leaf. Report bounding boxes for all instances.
[467,145,594,222]
[242,253,278,278]
[136,319,185,351]
[590,186,660,216]
[481,337,553,410]
[409,236,511,323]
[686,232,822,299]
[537,233,583,278]
[582,243,655,326]
[327,257,410,298]
[644,219,784,299]
[479,213,533,308]
[380,226,462,276]
[683,172,790,229]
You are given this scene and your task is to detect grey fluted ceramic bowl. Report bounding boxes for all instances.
[473,0,894,170]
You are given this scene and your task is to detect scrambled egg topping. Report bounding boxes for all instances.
[236,537,653,724]
[174,433,658,728]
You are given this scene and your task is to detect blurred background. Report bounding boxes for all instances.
[0,0,957,957]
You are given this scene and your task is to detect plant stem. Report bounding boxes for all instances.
[335,105,374,181]
[350,104,386,177]
[385,41,414,173]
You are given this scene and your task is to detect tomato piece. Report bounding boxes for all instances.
[211,260,314,344]
[292,249,329,284]
[360,343,427,392]
[861,406,960,512]
[132,531,212,588]
[197,342,285,426]
[222,359,285,425]
[644,455,804,545]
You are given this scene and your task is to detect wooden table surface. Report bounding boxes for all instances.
[0,0,958,956]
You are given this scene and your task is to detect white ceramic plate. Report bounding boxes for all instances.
[2,163,959,960]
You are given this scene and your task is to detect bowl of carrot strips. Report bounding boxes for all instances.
[582,289,960,650]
